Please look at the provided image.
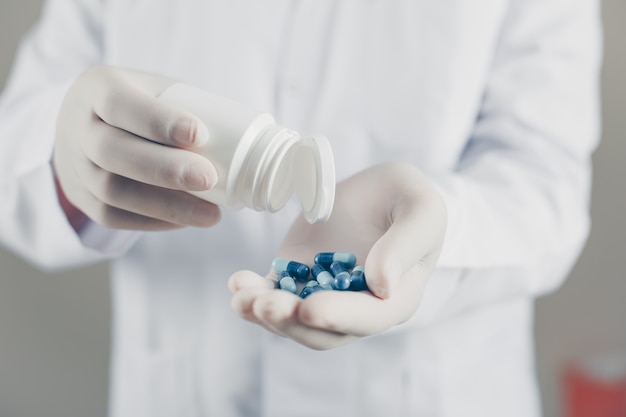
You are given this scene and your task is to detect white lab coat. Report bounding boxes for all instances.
[0,1,602,416]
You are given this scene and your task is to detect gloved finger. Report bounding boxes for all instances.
[229,272,353,349]
[230,270,283,329]
[83,121,217,192]
[93,81,209,149]
[279,321,357,351]
[77,159,220,227]
[231,286,276,327]
[298,263,430,337]
[59,181,184,231]
[228,270,277,294]
[55,155,169,230]
[251,290,356,350]
[297,291,391,336]
[365,183,446,299]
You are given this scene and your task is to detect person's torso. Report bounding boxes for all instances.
[101,2,539,416]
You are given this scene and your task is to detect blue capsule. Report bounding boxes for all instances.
[311,264,335,287]
[272,258,310,281]
[300,284,326,299]
[314,252,357,268]
[330,261,351,290]
[305,280,320,287]
[334,274,351,290]
[278,271,297,294]
[348,265,368,291]
[329,261,350,277]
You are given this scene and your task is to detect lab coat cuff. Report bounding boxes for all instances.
[78,221,142,256]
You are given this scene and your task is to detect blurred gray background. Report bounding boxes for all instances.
[0,1,624,416]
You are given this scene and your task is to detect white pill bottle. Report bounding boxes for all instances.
[158,83,335,223]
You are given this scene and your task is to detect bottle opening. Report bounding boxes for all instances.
[287,135,335,224]
[239,127,335,223]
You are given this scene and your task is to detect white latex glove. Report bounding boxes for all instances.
[229,162,447,350]
[53,66,220,231]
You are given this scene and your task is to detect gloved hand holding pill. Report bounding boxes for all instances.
[53,66,221,231]
[229,162,447,350]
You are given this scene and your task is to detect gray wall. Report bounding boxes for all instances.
[0,1,624,416]
[0,4,110,417]
[535,0,626,415]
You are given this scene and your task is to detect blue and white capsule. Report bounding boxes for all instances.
[314,252,357,268]
[330,261,351,290]
[272,258,310,281]
[349,265,368,291]
[300,284,326,299]
[311,264,335,287]
[278,271,297,294]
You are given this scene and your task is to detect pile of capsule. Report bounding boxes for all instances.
[272,252,369,299]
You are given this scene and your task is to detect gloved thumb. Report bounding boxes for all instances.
[364,192,446,299]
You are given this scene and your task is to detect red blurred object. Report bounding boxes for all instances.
[564,356,626,417]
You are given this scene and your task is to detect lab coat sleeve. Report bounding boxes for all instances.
[0,0,139,272]
[413,0,602,324]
